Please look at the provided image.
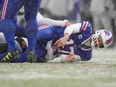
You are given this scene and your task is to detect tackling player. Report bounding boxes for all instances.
[0,0,42,62]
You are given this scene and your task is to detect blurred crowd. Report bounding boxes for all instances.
[18,0,116,47]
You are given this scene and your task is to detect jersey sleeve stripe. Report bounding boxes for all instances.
[38,25,49,30]
[80,21,86,31]
[80,21,89,32]
[1,0,9,20]
[83,21,89,31]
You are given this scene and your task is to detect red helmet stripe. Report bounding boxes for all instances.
[106,37,113,44]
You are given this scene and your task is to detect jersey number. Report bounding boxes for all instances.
[58,39,75,54]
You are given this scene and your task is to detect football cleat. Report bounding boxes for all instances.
[27,49,36,63]
[1,49,19,62]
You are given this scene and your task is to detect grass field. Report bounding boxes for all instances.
[0,48,116,87]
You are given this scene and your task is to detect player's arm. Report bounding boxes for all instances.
[54,23,82,48]
[48,53,91,63]
[60,54,82,63]
[37,12,71,27]
[48,54,82,63]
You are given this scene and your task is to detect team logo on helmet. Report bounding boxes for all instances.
[104,30,110,36]
[78,35,82,39]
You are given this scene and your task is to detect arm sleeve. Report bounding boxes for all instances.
[37,12,67,27]
[64,23,82,35]
[48,54,82,63]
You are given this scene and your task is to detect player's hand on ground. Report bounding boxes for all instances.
[54,37,68,48]
[65,54,75,62]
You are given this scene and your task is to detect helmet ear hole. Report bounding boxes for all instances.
[95,30,99,34]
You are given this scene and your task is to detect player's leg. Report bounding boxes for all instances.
[0,41,22,63]
[24,0,41,50]
[0,0,23,62]
[35,42,47,63]
[0,31,28,62]
[22,0,41,62]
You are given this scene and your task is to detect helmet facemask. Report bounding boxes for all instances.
[91,34,104,48]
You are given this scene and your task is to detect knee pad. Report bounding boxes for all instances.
[25,19,38,37]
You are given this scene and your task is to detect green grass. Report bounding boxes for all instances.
[0,49,116,87]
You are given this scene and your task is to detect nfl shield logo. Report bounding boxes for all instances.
[78,35,82,39]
